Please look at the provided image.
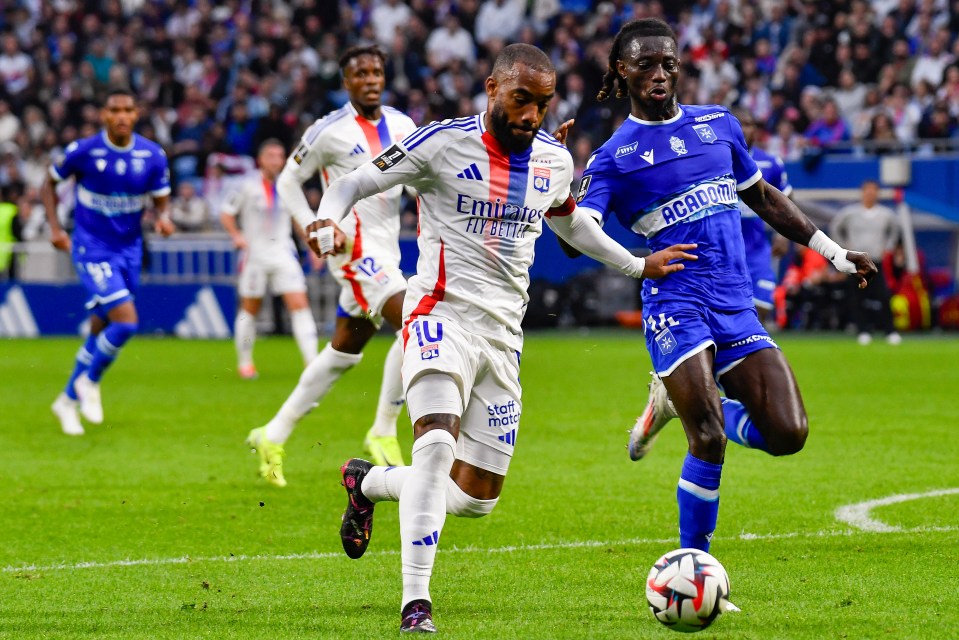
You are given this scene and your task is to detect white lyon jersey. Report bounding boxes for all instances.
[222,174,296,266]
[287,102,416,265]
[364,114,576,352]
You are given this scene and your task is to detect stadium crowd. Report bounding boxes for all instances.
[1,0,958,238]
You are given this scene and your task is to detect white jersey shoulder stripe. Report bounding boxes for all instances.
[303,108,351,144]
[404,115,479,150]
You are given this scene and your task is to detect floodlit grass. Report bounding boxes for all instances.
[2,332,957,639]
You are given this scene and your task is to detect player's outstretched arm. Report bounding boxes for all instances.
[546,206,697,279]
[741,179,877,288]
[276,163,317,231]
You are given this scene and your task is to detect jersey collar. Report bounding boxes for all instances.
[100,130,135,152]
[628,106,684,126]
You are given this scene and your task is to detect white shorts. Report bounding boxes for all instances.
[329,251,406,326]
[402,315,522,475]
[238,252,307,299]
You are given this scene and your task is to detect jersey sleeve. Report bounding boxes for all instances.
[726,115,762,190]
[50,140,84,182]
[574,148,617,224]
[285,126,327,183]
[546,151,576,218]
[773,156,792,196]
[220,181,246,216]
[364,124,445,191]
[149,149,172,197]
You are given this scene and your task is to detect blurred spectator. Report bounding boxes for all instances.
[426,13,476,68]
[805,98,851,148]
[475,0,524,50]
[170,181,211,232]
[0,100,20,144]
[372,0,413,48]
[0,33,32,99]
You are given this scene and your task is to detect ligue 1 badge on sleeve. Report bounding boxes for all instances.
[373,145,407,172]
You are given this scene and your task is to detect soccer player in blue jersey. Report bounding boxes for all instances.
[576,19,878,553]
[733,108,793,324]
[44,88,173,436]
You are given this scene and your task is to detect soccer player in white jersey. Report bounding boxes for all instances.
[44,88,173,436]
[306,44,697,633]
[220,138,319,381]
[578,19,876,555]
[245,46,417,486]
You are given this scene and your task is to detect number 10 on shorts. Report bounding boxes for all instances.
[412,320,444,360]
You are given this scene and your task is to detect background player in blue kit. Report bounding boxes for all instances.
[44,88,173,436]
[576,19,878,553]
[733,108,794,325]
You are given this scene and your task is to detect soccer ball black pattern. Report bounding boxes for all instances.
[646,548,731,633]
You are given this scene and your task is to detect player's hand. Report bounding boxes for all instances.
[231,234,248,251]
[551,119,575,145]
[306,218,347,257]
[50,228,71,253]
[845,250,877,289]
[643,244,698,279]
[155,217,176,237]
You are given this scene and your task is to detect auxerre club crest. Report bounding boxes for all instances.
[692,123,718,143]
[669,136,687,156]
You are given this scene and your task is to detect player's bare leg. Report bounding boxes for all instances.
[717,348,808,456]
[235,297,262,379]
[281,290,318,367]
[660,351,727,552]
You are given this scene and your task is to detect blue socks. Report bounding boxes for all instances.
[721,397,769,452]
[677,453,722,552]
[65,334,98,399]
[87,322,137,382]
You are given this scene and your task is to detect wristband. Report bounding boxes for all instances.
[309,226,334,254]
[623,256,646,279]
[808,230,856,274]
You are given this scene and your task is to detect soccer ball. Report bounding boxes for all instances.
[646,548,731,633]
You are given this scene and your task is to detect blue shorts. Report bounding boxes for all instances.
[643,299,778,378]
[73,247,141,316]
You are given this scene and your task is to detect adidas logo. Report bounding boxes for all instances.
[497,429,517,446]
[456,163,482,180]
[174,286,231,339]
[412,530,440,546]
[350,144,364,156]
[0,286,39,337]
[640,149,654,165]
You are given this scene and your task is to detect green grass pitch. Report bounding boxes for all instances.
[2,332,958,639]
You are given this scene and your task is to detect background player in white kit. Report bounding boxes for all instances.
[220,138,318,381]
[306,44,696,633]
[245,46,416,487]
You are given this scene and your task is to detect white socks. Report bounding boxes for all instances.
[369,334,405,438]
[290,308,318,366]
[264,344,362,444]
[362,465,498,518]
[400,429,456,608]
[234,310,257,367]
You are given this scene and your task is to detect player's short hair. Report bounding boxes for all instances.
[491,43,553,78]
[257,138,285,154]
[104,86,137,103]
[598,18,677,102]
[339,45,387,73]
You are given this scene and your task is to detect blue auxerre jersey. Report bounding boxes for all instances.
[739,146,792,277]
[577,105,761,311]
[51,131,171,253]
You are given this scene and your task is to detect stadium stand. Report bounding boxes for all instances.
[1,0,957,334]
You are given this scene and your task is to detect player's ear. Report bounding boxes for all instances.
[485,76,498,100]
[616,59,627,79]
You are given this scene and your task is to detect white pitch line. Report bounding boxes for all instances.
[834,488,959,532]
[5,524,958,575]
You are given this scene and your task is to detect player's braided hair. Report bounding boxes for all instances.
[597,18,677,102]
[338,45,387,72]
